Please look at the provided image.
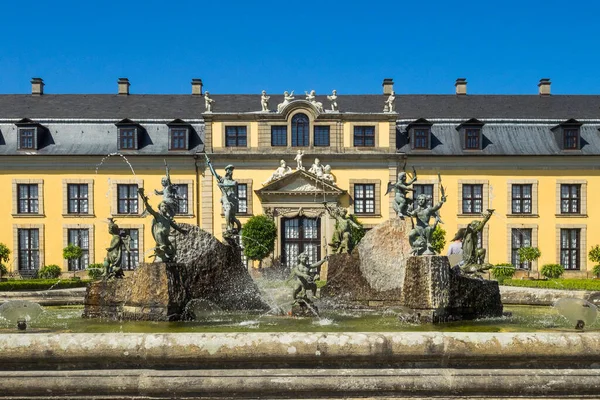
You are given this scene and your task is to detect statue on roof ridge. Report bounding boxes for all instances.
[383,90,395,113]
[277,91,295,112]
[204,91,215,113]
[305,90,324,113]
[327,90,338,112]
[260,90,270,112]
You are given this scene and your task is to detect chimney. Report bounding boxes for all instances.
[538,78,551,96]
[191,78,203,95]
[455,78,467,95]
[118,78,130,95]
[31,78,44,95]
[382,78,394,95]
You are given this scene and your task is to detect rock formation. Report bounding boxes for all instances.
[84,224,268,321]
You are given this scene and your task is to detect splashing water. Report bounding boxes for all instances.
[554,298,598,329]
[95,153,137,176]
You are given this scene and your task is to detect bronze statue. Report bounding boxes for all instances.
[138,188,188,262]
[102,218,131,279]
[205,154,242,237]
[408,191,447,256]
[154,161,181,218]
[289,252,328,304]
[460,209,494,276]
[323,203,362,254]
[386,167,417,218]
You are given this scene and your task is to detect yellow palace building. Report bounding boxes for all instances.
[0,77,599,278]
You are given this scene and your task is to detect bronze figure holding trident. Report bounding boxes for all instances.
[204,154,242,237]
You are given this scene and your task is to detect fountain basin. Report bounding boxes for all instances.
[0,332,600,398]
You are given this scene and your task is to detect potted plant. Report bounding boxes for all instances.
[241,215,277,269]
[63,244,83,275]
[589,245,600,278]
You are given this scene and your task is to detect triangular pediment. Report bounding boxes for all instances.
[256,169,344,196]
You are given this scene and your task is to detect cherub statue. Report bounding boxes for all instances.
[289,252,328,304]
[385,167,417,218]
[263,159,293,185]
[205,154,242,236]
[277,90,295,112]
[154,161,181,219]
[383,90,395,113]
[260,90,270,112]
[139,188,188,262]
[305,90,324,113]
[324,203,362,254]
[309,158,324,178]
[327,90,338,111]
[322,165,336,185]
[102,218,131,279]
[204,91,215,112]
[294,150,305,170]
[460,209,495,277]
[407,191,447,256]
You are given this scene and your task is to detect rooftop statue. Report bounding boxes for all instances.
[277,90,295,112]
[294,150,305,171]
[383,90,396,113]
[102,218,131,279]
[263,159,293,185]
[204,91,215,113]
[289,252,328,304]
[154,161,181,218]
[309,158,324,178]
[305,90,324,113]
[386,167,417,219]
[205,154,242,237]
[324,203,362,254]
[260,90,270,112]
[407,180,447,255]
[460,209,495,277]
[327,90,338,111]
[138,188,188,262]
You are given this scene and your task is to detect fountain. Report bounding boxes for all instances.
[0,300,44,330]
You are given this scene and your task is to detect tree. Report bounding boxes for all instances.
[241,215,277,268]
[589,245,600,277]
[518,246,541,277]
[430,225,446,254]
[0,243,10,279]
[63,244,83,270]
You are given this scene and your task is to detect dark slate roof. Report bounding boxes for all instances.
[1,94,600,119]
[397,123,600,155]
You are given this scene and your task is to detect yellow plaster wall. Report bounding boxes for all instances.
[212,122,223,148]
[1,168,197,273]
[250,122,259,148]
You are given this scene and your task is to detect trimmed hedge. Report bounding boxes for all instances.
[0,279,90,291]
[502,278,600,291]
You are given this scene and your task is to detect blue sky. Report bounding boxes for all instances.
[1,0,599,95]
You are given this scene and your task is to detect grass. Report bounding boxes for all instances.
[502,278,600,291]
[0,279,90,291]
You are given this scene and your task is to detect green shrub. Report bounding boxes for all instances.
[502,279,600,291]
[593,265,600,278]
[241,215,277,267]
[518,246,541,263]
[491,263,516,283]
[540,263,565,279]
[0,279,90,291]
[38,264,62,279]
[431,225,446,254]
[348,214,366,249]
[87,263,104,280]
[0,243,10,279]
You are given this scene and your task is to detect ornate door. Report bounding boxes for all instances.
[281,217,321,268]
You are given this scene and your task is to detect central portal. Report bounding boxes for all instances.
[282,217,321,267]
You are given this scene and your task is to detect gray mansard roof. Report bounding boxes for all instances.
[0,93,600,119]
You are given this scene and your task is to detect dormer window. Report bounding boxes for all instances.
[465,128,481,149]
[407,118,432,150]
[19,128,36,149]
[552,119,582,151]
[116,119,140,150]
[563,128,579,150]
[414,128,430,149]
[15,118,42,151]
[457,118,484,150]
[168,119,190,151]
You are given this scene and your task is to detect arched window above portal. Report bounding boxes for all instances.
[291,113,309,147]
